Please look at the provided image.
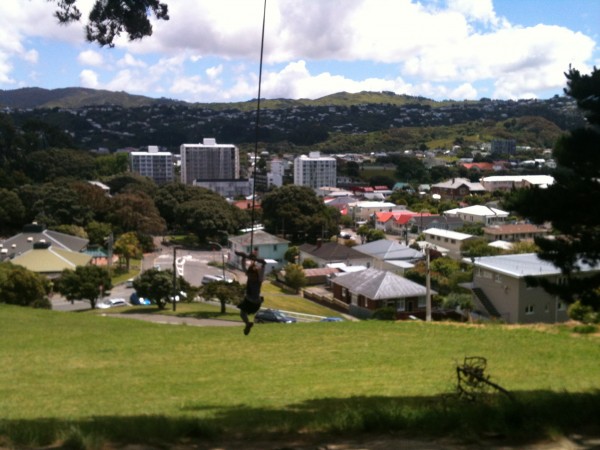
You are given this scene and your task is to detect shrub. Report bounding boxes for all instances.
[371,307,396,320]
[568,300,598,324]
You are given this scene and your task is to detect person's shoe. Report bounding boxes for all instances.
[244,322,254,335]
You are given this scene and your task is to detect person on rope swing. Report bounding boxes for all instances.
[235,249,266,335]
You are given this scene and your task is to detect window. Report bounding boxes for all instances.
[525,304,534,314]
[557,300,566,311]
[396,300,405,311]
[494,273,502,283]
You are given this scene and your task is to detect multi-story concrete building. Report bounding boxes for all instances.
[180,138,240,185]
[293,152,336,189]
[130,146,174,185]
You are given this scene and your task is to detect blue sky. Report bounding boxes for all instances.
[0,0,598,103]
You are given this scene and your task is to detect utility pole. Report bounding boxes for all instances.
[425,246,432,322]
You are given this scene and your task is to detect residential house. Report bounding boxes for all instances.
[1,223,88,261]
[406,214,464,235]
[423,228,475,260]
[11,242,92,279]
[480,175,555,192]
[444,205,509,226]
[483,224,549,243]
[331,268,428,319]
[430,177,486,200]
[227,230,289,271]
[353,239,423,274]
[298,241,372,268]
[463,253,593,324]
[347,201,406,222]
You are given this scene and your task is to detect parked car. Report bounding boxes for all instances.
[129,292,151,305]
[97,298,129,309]
[254,309,297,324]
[201,274,233,285]
[320,317,344,322]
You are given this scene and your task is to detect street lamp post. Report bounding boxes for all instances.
[209,241,226,280]
[172,246,182,312]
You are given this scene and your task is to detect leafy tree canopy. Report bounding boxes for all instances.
[0,262,52,308]
[51,0,169,47]
[56,265,112,309]
[261,185,339,243]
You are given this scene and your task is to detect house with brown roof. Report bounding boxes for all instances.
[430,178,486,200]
[483,224,549,242]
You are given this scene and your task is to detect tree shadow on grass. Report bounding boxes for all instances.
[2,391,599,448]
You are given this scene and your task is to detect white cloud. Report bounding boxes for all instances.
[0,0,596,102]
[206,65,223,80]
[80,69,99,88]
[78,50,104,67]
[118,53,147,68]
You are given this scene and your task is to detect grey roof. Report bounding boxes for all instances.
[332,268,427,300]
[473,253,600,277]
[353,239,423,261]
[299,241,366,262]
[1,225,89,259]
[229,230,289,246]
[432,177,485,191]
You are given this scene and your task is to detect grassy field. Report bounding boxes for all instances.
[1,304,599,448]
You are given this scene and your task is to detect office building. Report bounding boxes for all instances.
[130,146,174,185]
[180,138,240,185]
[293,152,336,189]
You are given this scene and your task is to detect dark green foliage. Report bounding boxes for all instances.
[22,148,96,183]
[261,185,339,243]
[52,0,169,47]
[200,280,244,314]
[0,188,25,234]
[371,307,396,320]
[461,238,501,258]
[56,265,112,309]
[133,268,181,310]
[506,67,600,310]
[283,263,307,293]
[0,263,52,308]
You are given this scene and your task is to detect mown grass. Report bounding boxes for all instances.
[1,304,598,448]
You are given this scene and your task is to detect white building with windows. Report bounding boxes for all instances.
[130,146,174,185]
[180,138,240,185]
[294,152,336,189]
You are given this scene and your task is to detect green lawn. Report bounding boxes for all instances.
[1,304,598,448]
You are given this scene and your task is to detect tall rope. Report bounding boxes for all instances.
[249,0,267,253]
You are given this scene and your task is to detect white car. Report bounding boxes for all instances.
[97,298,129,309]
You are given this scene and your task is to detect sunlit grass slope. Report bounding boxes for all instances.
[0,304,598,447]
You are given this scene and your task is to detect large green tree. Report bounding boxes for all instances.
[261,185,339,243]
[0,263,52,308]
[113,232,142,271]
[201,280,244,314]
[507,67,600,310]
[52,0,169,47]
[133,268,189,310]
[56,265,112,309]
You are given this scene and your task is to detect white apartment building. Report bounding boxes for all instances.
[180,138,240,185]
[130,146,174,185]
[293,152,336,189]
[268,158,287,188]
